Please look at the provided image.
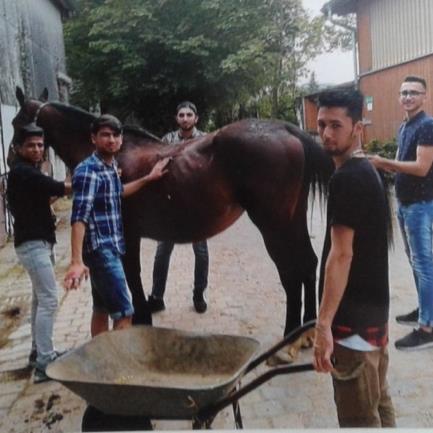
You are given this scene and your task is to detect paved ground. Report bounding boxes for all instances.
[0,197,432,432]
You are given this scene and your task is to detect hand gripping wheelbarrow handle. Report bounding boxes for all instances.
[196,321,316,423]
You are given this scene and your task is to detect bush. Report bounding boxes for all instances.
[365,138,397,160]
[365,138,398,185]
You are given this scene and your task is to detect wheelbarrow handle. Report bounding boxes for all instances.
[245,320,316,373]
[196,362,314,423]
[195,322,317,425]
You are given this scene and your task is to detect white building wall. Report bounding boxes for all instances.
[370,0,433,70]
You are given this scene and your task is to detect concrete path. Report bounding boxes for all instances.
[0,197,432,431]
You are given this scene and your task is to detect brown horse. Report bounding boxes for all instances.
[10,87,333,335]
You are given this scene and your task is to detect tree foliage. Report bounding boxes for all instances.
[65,0,350,132]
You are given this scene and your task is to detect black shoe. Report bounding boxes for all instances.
[28,349,37,369]
[396,308,419,327]
[193,293,207,313]
[147,295,165,313]
[395,328,433,351]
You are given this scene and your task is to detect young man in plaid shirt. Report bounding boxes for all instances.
[313,90,395,427]
[64,114,169,336]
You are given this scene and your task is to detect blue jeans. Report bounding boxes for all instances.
[83,248,134,320]
[398,199,433,326]
[151,241,209,299]
[15,240,58,366]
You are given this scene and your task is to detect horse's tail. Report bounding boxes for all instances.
[378,171,395,250]
[284,122,334,199]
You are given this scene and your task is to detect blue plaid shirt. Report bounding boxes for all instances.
[71,153,125,254]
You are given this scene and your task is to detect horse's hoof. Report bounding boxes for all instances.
[193,294,207,313]
[147,296,166,313]
[300,328,315,349]
[266,349,295,366]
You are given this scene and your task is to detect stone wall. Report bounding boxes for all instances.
[0,0,69,105]
[0,0,71,245]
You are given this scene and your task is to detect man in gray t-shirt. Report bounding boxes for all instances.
[148,101,209,314]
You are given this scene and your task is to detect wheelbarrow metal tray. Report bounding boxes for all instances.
[46,326,260,418]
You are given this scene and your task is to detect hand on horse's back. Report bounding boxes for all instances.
[148,157,171,181]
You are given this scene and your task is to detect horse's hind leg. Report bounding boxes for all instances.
[251,216,317,336]
[302,237,318,324]
[122,208,152,325]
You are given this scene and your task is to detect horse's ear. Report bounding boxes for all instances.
[39,88,49,102]
[16,86,25,107]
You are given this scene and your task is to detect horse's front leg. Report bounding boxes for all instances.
[122,206,152,326]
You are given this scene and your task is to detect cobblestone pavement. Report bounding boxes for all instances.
[0,197,433,432]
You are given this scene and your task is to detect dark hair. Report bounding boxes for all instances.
[403,75,427,89]
[15,122,44,146]
[317,89,364,123]
[176,101,197,115]
[90,114,122,134]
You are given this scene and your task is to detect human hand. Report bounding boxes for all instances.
[368,154,393,172]
[64,262,89,290]
[313,323,334,373]
[147,157,171,181]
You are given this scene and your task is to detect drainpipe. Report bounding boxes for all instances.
[323,5,359,89]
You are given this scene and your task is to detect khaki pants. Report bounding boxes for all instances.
[331,344,396,427]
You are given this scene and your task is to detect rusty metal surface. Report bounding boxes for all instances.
[46,326,260,418]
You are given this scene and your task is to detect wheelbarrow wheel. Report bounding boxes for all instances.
[81,405,153,431]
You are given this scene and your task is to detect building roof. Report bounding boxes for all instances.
[303,81,355,100]
[321,0,357,16]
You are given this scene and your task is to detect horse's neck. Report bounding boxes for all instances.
[47,129,93,169]
[41,115,93,169]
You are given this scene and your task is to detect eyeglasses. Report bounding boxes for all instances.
[399,90,426,97]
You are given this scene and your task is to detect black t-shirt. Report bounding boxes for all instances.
[7,159,65,246]
[319,158,390,329]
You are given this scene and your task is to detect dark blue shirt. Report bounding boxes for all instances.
[71,153,125,254]
[395,111,433,204]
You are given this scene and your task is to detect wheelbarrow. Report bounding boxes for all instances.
[46,321,316,429]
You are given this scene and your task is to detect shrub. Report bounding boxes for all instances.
[365,138,397,185]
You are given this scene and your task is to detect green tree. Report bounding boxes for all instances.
[65,0,350,132]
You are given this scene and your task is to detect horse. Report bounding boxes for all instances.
[10,87,333,337]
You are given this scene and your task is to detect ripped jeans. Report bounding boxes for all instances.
[398,199,433,326]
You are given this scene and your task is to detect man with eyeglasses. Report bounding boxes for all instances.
[147,101,210,314]
[370,75,433,350]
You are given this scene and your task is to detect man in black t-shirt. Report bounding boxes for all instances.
[7,123,71,383]
[313,90,395,427]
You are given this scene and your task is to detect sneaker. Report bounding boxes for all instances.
[147,295,166,313]
[193,293,207,313]
[34,366,51,384]
[33,350,69,384]
[395,328,433,351]
[396,308,419,327]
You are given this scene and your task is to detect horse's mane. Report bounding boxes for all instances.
[50,102,96,128]
[50,103,162,144]
[123,125,162,143]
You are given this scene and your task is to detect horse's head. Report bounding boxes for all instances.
[10,87,48,154]
[11,87,96,170]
